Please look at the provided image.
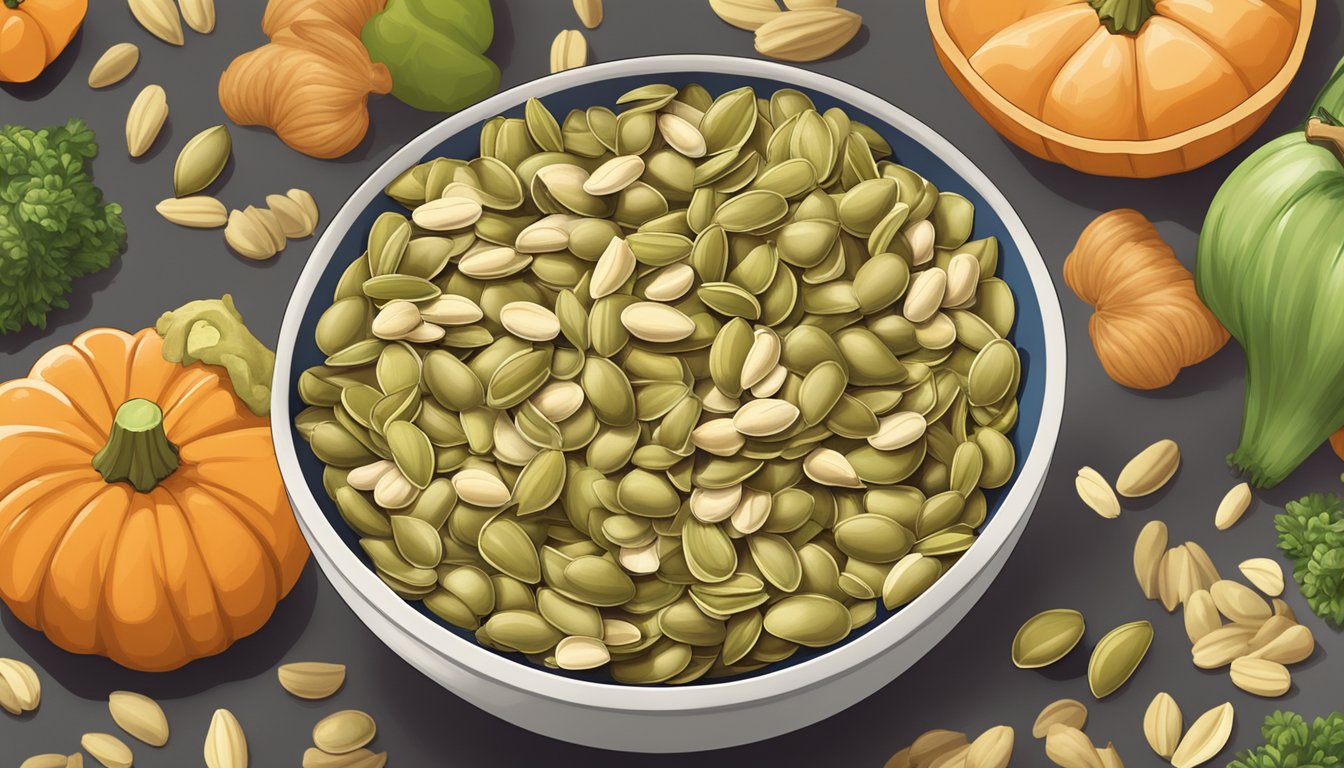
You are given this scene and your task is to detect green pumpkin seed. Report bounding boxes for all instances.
[386,421,434,489]
[1011,608,1086,669]
[763,594,850,648]
[714,190,788,233]
[1088,620,1154,698]
[834,514,914,563]
[967,339,1019,407]
[480,518,542,583]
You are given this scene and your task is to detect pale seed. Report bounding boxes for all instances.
[733,398,800,437]
[313,710,377,755]
[225,209,278,260]
[0,658,39,713]
[18,756,67,768]
[1142,692,1181,759]
[584,156,645,196]
[1238,558,1284,596]
[108,691,169,747]
[421,295,484,325]
[1134,519,1167,600]
[1214,482,1252,530]
[1191,624,1255,669]
[741,328,782,390]
[754,8,863,62]
[709,0,781,30]
[1032,699,1087,739]
[556,635,610,670]
[1115,439,1180,497]
[964,725,1014,768]
[371,301,422,340]
[179,0,215,33]
[620,302,696,342]
[80,733,132,768]
[126,84,168,157]
[414,197,483,231]
[245,205,286,252]
[500,301,561,342]
[657,113,708,158]
[550,29,588,73]
[802,447,864,488]
[276,662,346,700]
[301,748,387,768]
[644,263,697,302]
[908,730,968,766]
[452,468,512,507]
[869,411,926,451]
[573,0,603,27]
[1183,589,1221,643]
[1044,726,1102,768]
[1209,579,1270,624]
[1075,467,1119,519]
[458,246,531,279]
[88,43,139,88]
[690,485,742,523]
[156,196,227,228]
[128,0,183,45]
[943,252,980,307]
[602,619,642,646]
[286,189,320,230]
[903,268,947,323]
[1170,702,1234,768]
[591,237,636,298]
[1229,657,1291,697]
[1248,623,1314,664]
[265,194,315,238]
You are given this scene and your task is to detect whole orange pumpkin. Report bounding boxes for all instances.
[0,327,308,671]
[0,0,87,83]
[927,0,1315,177]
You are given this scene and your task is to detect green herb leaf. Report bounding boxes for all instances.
[0,119,126,333]
[1227,711,1344,768]
[1275,493,1344,625]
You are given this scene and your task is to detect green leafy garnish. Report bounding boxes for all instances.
[0,119,126,334]
[1275,493,1344,625]
[1227,711,1344,768]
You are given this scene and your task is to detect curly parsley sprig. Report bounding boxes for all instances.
[1275,493,1344,625]
[0,120,126,334]
[1227,711,1344,768]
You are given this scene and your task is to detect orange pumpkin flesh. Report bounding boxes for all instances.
[0,0,87,83]
[927,0,1315,176]
[0,328,308,672]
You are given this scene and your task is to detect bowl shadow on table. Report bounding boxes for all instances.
[0,560,320,702]
[0,257,123,359]
[0,30,83,103]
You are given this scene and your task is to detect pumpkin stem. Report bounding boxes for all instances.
[92,399,180,492]
[1306,116,1344,166]
[1089,0,1156,34]
[2,0,21,8]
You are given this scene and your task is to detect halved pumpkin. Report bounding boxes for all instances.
[926,0,1315,177]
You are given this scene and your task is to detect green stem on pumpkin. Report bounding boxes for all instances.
[1089,0,1156,34]
[91,399,180,492]
[3,0,23,8]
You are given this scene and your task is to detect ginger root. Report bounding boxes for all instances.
[219,2,391,159]
[1064,209,1228,390]
[156,295,276,416]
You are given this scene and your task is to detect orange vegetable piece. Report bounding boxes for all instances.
[1064,209,1228,389]
[927,0,1316,176]
[0,328,308,672]
[0,0,86,83]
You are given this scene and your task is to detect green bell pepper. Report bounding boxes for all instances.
[362,0,499,113]
[1194,56,1344,488]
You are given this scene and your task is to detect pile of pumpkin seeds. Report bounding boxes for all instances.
[295,82,1022,683]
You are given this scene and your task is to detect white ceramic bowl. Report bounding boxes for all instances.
[272,54,1066,753]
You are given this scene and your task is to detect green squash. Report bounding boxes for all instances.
[1196,56,1344,487]
[362,0,500,113]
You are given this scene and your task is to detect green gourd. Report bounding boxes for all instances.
[1196,56,1344,488]
[362,0,499,113]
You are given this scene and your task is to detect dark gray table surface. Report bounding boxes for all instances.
[3,0,1342,765]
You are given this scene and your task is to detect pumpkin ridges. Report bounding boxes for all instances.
[0,473,105,616]
[1043,29,1143,141]
[1135,18,1251,138]
[125,329,191,408]
[0,430,99,500]
[969,6,1101,116]
[101,497,194,669]
[161,371,257,445]
[1158,0,1296,87]
[70,329,141,427]
[165,484,282,641]
[12,0,85,53]
[146,487,233,665]
[16,356,113,441]
[35,484,133,653]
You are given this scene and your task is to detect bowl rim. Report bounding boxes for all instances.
[924,0,1317,156]
[272,53,1067,713]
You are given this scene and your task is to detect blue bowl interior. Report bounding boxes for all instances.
[289,71,1047,685]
